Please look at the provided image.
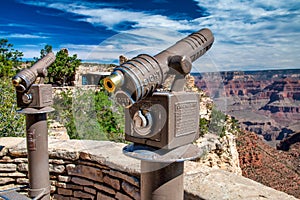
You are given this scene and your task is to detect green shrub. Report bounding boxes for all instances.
[0,39,25,137]
[209,106,226,137]
[94,89,125,142]
[199,118,209,137]
[50,87,125,142]
[0,77,25,137]
[0,39,23,78]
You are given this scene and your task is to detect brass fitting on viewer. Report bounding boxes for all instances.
[12,77,22,87]
[103,71,124,93]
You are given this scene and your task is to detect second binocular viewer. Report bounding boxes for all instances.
[12,52,56,109]
[104,28,214,149]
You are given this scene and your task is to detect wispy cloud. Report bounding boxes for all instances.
[63,28,185,63]
[17,0,198,61]
[3,33,49,39]
[194,0,300,41]
[19,0,194,31]
[192,0,300,70]
[15,0,300,71]
[0,23,34,28]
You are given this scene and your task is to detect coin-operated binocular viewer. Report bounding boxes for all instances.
[10,52,56,200]
[104,28,214,200]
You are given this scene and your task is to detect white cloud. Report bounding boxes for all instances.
[0,23,34,28]
[44,3,193,31]
[20,47,43,59]
[19,0,194,31]
[192,0,300,70]
[17,0,300,71]
[193,0,300,41]
[4,33,49,39]
[62,28,185,63]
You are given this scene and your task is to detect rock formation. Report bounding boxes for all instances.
[193,69,300,146]
[236,131,300,198]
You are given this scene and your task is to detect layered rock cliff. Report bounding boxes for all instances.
[193,69,300,146]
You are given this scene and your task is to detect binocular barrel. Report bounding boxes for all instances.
[104,28,214,107]
[12,52,56,92]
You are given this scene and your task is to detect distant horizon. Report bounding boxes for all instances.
[20,56,300,73]
[189,67,300,74]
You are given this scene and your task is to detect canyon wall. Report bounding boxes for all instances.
[193,69,300,146]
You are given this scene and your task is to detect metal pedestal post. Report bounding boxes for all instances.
[141,161,184,200]
[18,107,54,200]
[123,144,208,200]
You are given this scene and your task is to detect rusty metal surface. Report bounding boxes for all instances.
[123,143,209,163]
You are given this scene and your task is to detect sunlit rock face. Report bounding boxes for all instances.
[193,69,300,146]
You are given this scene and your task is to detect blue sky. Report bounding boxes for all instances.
[1,0,300,72]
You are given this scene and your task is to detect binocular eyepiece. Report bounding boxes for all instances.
[12,52,56,92]
[103,28,214,107]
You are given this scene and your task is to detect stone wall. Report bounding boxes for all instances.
[0,138,140,200]
[0,137,298,200]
